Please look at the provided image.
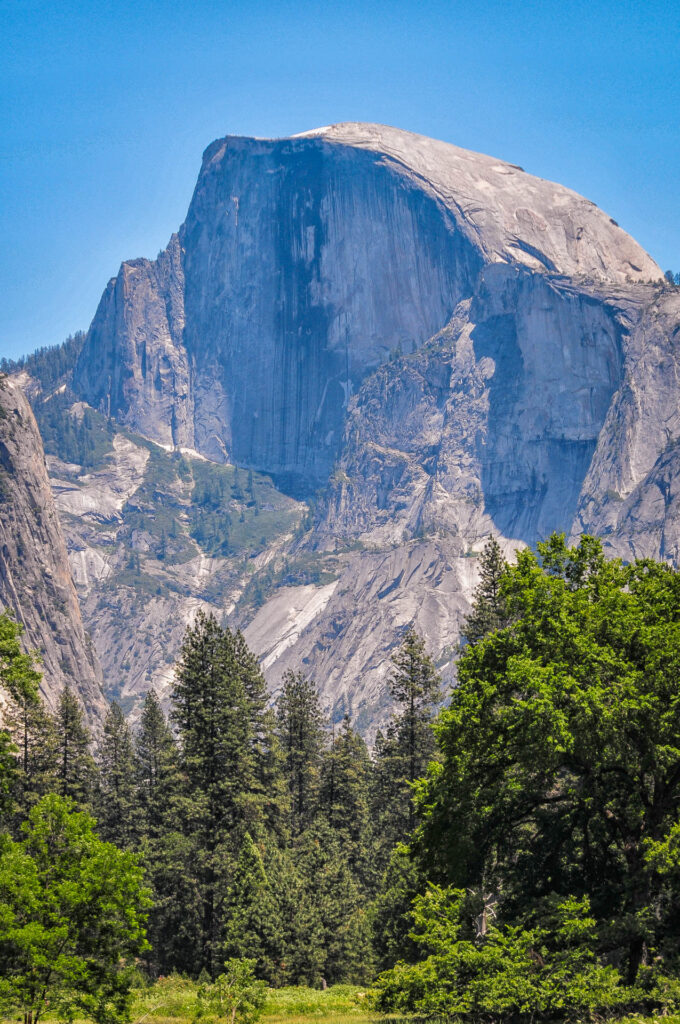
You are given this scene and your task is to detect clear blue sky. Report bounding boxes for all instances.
[1,0,678,361]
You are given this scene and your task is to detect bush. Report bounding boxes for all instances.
[372,887,629,1022]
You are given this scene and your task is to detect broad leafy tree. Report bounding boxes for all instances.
[416,534,680,986]
[0,793,150,1024]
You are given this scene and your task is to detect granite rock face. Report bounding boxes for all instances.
[0,377,107,726]
[73,124,659,496]
[40,123,680,736]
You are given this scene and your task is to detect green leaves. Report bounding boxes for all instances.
[0,793,150,1024]
[372,887,627,1022]
[195,958,266,1024]
[416,534,680,993]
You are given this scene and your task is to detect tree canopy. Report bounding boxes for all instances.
[405,534,680,1012]
[0,794,150,1024]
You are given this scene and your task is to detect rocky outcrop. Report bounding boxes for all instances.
[0,377,107,725]
[572,289,680,561]
[73,233,190,449]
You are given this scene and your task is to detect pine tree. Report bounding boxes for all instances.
[55,685,96,809]
[276,671,325,836]
[7,696,58,826]
[266,842,324,986]
[319,715,374,891]
[0,613,57,826]
[171,612,258,975]
[133,691,189,976]
[461,535,509,644]
[135,689,180,837]
[221,833,283,983]
[385,628,441,835]
[96,701,138,847]
[296,820,374,984]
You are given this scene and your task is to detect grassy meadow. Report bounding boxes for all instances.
[126,979,373,1024]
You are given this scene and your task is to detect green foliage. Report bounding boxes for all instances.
[372,886,627,1022]
[187,461,300,560]
[0,611,54,822]
[33,392,114,468]
[0,332,85,391]
[461,535,510,644]
[221,836,282,983]
[277,672,325,836]
[96,702,139,848]
[56,684,97,809]
[416,533,680,990]
[0,793,150,1024]
[373,628,440,858]
[195,959,266,1024]
[370,844,422,972]
[319,717,374,892]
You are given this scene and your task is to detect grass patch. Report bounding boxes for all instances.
[117,978,373,1024]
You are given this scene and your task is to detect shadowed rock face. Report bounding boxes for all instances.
[0,377,107,727]
[182,138,481,492]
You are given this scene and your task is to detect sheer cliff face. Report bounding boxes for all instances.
[73,123,659,496]
[181,137,481,490]
[59,122,680,736]
[0,377,106,726]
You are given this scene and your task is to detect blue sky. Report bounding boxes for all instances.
[1,0,678,360]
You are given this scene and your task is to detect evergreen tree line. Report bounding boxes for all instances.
[0,610,442,986]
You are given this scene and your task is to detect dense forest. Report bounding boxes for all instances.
[3,535,680,1024]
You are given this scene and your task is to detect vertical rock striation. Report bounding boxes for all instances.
[0,376,107,725]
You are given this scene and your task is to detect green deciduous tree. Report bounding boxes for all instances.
[372,886,627,1023]
[195,958,266,1024]
[416,534,680,987]
[0,793,150,1024]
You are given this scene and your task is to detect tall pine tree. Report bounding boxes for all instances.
[55,685,96,809]
[319,715,374,892]
[171,612,260,975]
[276,671,325,836]
[462,535,509,644]
[96,701,138,847]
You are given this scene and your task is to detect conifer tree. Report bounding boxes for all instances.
[222,833,283,983]
[296,820,374,983]
[255,708,291,845]
[96,701,138,847]
[0,612,55,824]
[382,628,441,838]
[461,535,509,644]
[7,697,58,825]
[276,671,325,836]
[319,715,374,891]
[135,689,180,837]
[55,685,96,809]
[133,690,188,975]
[171,612,258,975]
[266,842,325,985]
